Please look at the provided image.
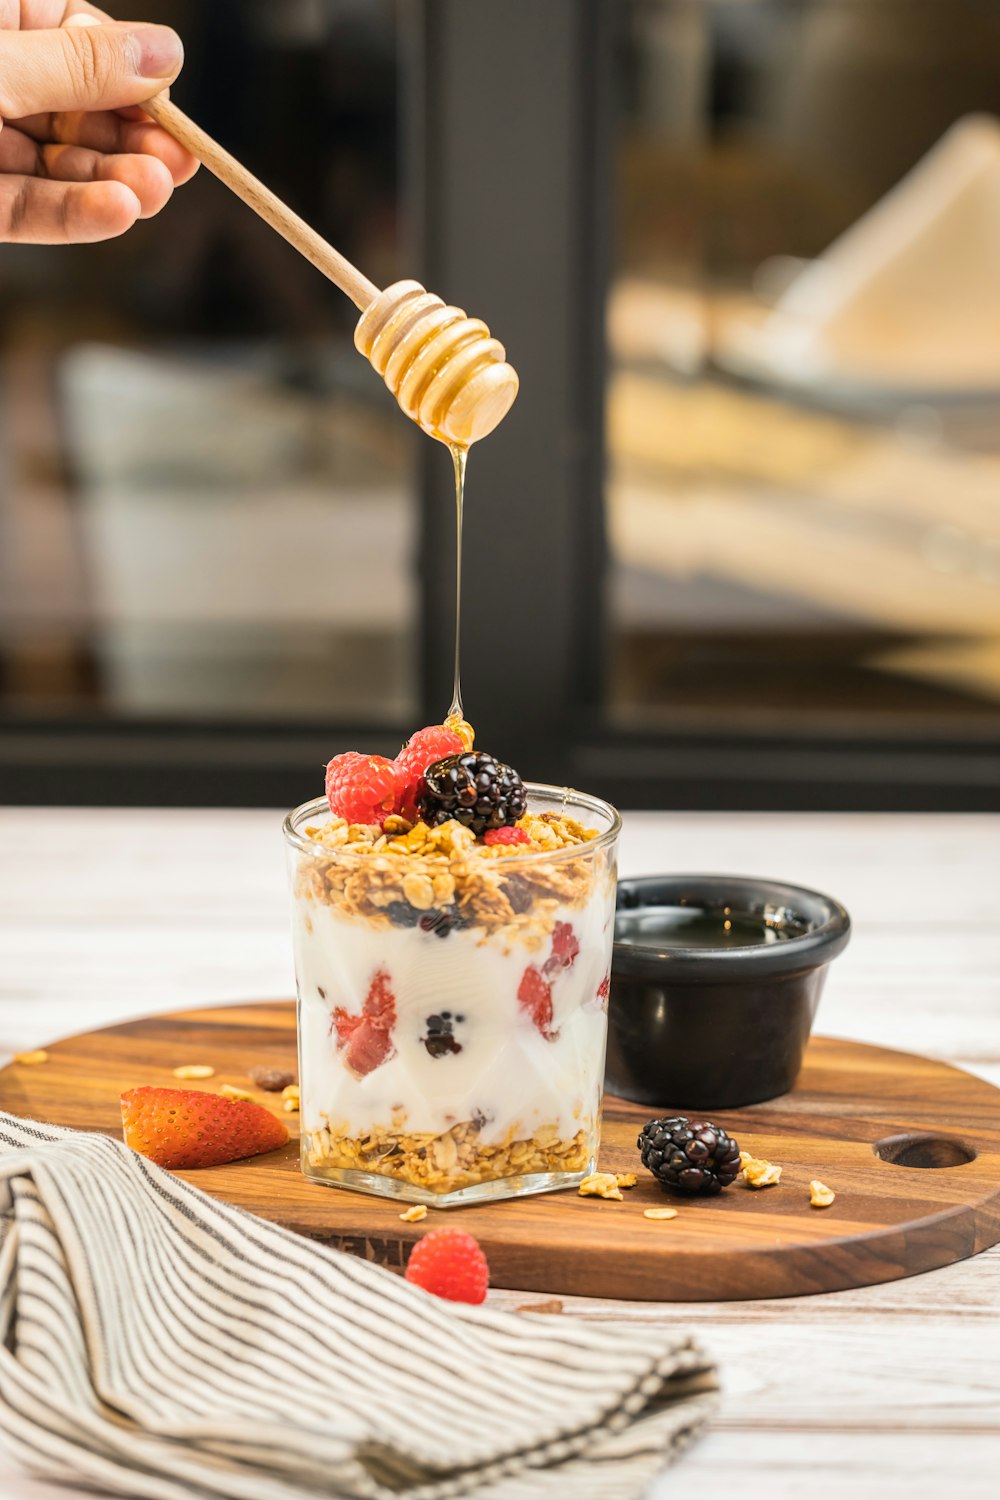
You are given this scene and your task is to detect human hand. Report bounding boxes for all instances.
[0,2,198,244]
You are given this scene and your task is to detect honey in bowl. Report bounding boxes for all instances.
[615,901,808,951]
[608,875,850,1110]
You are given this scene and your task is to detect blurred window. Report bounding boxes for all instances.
[0,0,416,727]
[606,0,1000,737]
[3,0,999,808]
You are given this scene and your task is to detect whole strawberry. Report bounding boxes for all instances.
[120,1087,289,1169]
[325,751,398,825]
[394,724,464,821]
[404,1227,490,1304]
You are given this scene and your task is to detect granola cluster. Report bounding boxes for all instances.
[297,809,608,947]
[303,1116,591,1195]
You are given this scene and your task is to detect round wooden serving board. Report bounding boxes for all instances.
[3,1001,999,1302]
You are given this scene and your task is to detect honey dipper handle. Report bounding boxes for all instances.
[143,94,380,311]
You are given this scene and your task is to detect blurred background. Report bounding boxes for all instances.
[1,0,998,809]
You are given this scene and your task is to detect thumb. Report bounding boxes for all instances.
[0,21,182,120]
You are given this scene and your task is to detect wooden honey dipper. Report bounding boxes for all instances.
[141,95,519,447]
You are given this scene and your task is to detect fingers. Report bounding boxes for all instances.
[0,172,140,241]
[112,118,199,186]
[15,107,199,185]
[0,125,174,217]
[51,142,173,218]
[0,21,182,118]
[16,5,113,27]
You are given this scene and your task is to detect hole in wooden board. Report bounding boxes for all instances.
[874,1133,976,1169]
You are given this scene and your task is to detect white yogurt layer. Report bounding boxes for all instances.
[293,891,611,1145]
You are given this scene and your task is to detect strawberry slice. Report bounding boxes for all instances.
[343,1021,395,1076]
[518,964,555,1039]
[120,1087,288,1170]
[332,967,397,1076]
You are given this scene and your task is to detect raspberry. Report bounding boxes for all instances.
[483,826,531,847]
[325,752,398,826]
[596,972,611,1004]
[332,968,397,1077]
[404,1227,489,1304]
[518,964,554,1039]
[393,725,464,820]
[544,921,580,975]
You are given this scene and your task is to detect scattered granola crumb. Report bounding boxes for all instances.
[810,1179,836,1208]
[172,1064,214,1080]
[282,1097,300,1113]
[578,1172,623,1201]
[249,1066,295,1092]
[399,1204,428,1223]
[220,1084,255,1102]
[516,1299,564,1315]
[282,1084,301,1101]
[643,1207,679,1221]
[740,1149,783,1188]
[615,1172,638,1189]
[14,1050,48,1066]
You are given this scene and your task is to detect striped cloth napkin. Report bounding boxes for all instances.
[0,1114,717,1500]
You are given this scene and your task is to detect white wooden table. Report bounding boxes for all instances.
[1,808,998,1499]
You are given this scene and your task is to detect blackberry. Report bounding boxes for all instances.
[385,900,422,929]
[638,1116,741,1197]
[504,874,535,914]
[418,907,468,939]
[418,751,527,837]
[422,1012,463,1058]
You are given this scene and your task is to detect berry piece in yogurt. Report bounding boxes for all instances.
[332,968,397,1077]
[518,965,555,1039]
[544,920,580,976]
[421,1011,464,1058]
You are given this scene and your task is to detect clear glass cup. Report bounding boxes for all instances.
[283,784,621,1207]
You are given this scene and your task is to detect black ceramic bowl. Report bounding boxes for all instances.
[606,874,851,1110]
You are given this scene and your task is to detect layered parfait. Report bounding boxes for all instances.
[284,721,620,1206]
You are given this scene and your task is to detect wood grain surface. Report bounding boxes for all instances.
[3,1000,999,1302]
[2,810,999,1500]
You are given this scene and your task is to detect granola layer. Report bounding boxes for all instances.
[303,1117,592,1195]
[297,809,610,947]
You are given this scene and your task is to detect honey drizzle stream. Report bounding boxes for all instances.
[447,442,468,723]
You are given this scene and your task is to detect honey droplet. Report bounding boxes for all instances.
[445,714,475,751]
